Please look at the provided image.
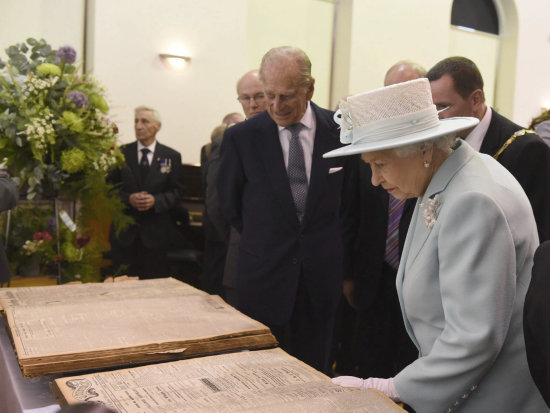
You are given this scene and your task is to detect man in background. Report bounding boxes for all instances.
[204,69,267,303]
[218,47,356,374]
[427,56,550,242]
[340,61,424,379]
[109,106,185,278]
[384,60,426,86]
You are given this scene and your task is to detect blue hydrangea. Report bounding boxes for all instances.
[67,91,88,109]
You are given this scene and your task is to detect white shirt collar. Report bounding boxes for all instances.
[464,106,492,151]
[137,139,156,154]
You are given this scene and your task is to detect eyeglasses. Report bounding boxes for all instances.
[237,93,265,104]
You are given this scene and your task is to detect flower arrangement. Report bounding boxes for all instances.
[421,195,440,229]
[0,38,132,282]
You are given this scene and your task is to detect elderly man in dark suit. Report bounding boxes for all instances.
[218,47,356,374]
[428,56,550,242]
[109,106,184,278]
[0,175,18,286]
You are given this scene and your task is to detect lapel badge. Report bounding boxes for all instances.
[160,158,172,173]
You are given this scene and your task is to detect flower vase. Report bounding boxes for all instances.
[18,254,41,277]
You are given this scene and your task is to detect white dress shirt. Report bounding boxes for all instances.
[137,140,156,165]
[464,106,492,151]
[277,101,316,182]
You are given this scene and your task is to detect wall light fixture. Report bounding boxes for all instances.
[159,53,191,70]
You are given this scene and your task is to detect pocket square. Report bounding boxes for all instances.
[329,167,343,174]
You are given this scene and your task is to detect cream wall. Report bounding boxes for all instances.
[89,0,248,164]
[1,0,550,162]
[340,0,451,99]
[0,0,84,65]
[335,0,498,107]
[245,0,334,108]
[88,0,334,164]
[513,0,550,125]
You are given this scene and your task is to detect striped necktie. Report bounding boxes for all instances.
[385,195,405,270]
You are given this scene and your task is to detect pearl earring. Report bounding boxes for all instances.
[423,160,430,168]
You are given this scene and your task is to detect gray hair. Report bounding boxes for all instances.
[134,105,161,123]
[394,134,457,157]
[259,46,312,87]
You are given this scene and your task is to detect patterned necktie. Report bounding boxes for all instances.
[286,123,308,222]
[385,195,405,270]
[140,148,150,182]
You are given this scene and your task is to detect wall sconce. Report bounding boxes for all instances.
[159,53,191,70]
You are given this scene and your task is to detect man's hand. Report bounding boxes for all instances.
[129,191,155,211]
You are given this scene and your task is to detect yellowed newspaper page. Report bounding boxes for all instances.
[52,348,405,413]
[0,277,202,311]
[3,279,276,376]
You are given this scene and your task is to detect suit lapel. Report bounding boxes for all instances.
[396,199,421,348]
[304,104,338,224]
[479,108,502,156]
[306,126,333,218]
[404,140,476,269]
[144,143,162,189]
[125,142,142,188]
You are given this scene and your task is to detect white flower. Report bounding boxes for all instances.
[420,195,440,229]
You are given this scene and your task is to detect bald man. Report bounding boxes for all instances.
[384,60,426,86]
[202,70,268,300]
[236,69,266,119]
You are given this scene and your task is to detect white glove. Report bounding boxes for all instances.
[331,376,401,402]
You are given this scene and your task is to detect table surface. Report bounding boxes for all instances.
[0,318,60,413]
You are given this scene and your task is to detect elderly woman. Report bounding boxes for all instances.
[325,79,547,413]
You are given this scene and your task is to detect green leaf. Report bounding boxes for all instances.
[27,38,38,46]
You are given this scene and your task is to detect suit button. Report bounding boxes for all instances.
[292,258,298,265]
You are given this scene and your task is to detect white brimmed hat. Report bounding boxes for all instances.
[323,78,479,158]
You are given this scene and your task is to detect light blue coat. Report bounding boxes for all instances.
[393,140,548,413]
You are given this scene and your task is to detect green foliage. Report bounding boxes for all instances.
[0,38,132,282]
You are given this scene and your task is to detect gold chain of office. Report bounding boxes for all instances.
[493,129,536,160]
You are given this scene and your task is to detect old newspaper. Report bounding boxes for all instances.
[2,278,276,377]
[52,348,405,413]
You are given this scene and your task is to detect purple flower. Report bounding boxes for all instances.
[56,46,77,64]
[68,91,89,109]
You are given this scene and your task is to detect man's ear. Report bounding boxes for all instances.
[305,78,315,101]
[470,89,485,108]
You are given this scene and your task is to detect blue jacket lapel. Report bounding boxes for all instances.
[404,140,476,269]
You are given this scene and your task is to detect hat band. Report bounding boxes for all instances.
[353,105,440,146]
[334,105,440,146]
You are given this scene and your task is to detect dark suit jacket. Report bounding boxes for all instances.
[217,103,357,326]
[204,136,240,289]
[0,178,18,284]
[109,141,185,250]
[523,240,550,407]
[480,109,550,242]
[344,160,415,309]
